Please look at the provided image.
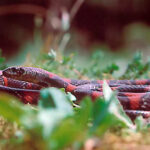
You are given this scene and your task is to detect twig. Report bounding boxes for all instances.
[58,0,85,52]
[70,0,85,21]
[58,33,70,52]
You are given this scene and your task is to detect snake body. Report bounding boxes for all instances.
[1,66,150,119]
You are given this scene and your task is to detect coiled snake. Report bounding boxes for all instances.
[1,66,150,119]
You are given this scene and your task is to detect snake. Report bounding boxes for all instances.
[1,66,150,119]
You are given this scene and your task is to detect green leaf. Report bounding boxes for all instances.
[39,88,56,109]
[39,88,73,113]
[75,97,93,127]
[103,63,119,74]
[121,52,150,79]
[66,92,77,102]
[48,49,56,62]
[91,80,134,135]
[49,98,93,150]
[38,88,73,138]
[91,98,113,136]
[103,81,135,129]
[38,109,70,138]
[135,116,148,131]
[49,117,84,150]
[0,94,24,123]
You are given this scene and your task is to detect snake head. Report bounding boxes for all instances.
[3,66,25,78]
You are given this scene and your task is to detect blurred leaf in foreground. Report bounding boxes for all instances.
[0,93,25,123]
[103,81,135,129]
[0,86,136,150]
[49,98,92,150]
[134,116,150,132]
[38,88,73,138]
[91,81,135,136]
